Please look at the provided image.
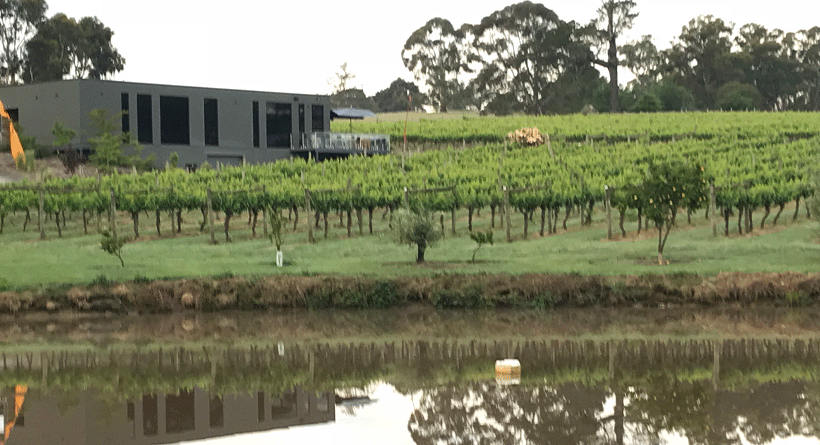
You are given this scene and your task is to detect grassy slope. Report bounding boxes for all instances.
[2,202,818,288]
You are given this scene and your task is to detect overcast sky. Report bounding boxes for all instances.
[39,0,819,96]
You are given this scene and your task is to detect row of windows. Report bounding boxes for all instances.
[121,93,325,148]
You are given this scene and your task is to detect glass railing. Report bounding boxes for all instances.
[300,132,390,154]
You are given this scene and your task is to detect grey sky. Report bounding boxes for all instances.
[37,1,819,95]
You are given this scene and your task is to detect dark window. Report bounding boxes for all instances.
[160,96,190,145]
[210,395,224,428]
[266,102,291,148]
[142,394,158,436]
[6,108,18,123]
[271,391,297,419]
[137,94,153,144]
[166,390,195,434]
[127,401,135,421]
[121,93,129,135]
[298,103,305,135]
[311,105,324,132]
[252,101,260,148]
[298,104,306,147]
[204,98,218,146]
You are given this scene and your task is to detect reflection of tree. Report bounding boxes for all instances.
[627,376,820,445]
[407,382,605,444]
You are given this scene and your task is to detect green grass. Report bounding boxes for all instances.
[1,204,819,288]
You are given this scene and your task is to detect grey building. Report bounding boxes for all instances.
[0,79,386,168]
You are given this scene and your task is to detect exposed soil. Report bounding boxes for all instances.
[0,152,103,182]
[1,271,819,315]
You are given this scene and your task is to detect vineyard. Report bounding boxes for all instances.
[0,111,818,272]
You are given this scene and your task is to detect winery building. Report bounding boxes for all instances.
[0,79,388,168]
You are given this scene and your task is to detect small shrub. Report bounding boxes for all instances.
[100,229,128,267]
[0,277,10,291]
[132,274,151,283]
[469,228,493,263]
[91,274,111,286]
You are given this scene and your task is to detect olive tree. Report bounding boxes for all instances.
[394,207,442,263]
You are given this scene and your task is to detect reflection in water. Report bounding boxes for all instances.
[1,386,333,445]
[0,338,819,444]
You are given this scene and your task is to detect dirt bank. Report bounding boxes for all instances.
[1,271,819,314]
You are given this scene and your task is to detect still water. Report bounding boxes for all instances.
[2,308,820,445]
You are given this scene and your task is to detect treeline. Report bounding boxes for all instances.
[348,1,820,114]
[0,0,124,85]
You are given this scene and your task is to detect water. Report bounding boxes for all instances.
[2,308,820,444]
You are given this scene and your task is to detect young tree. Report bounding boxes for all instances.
[100,228,127,267]
[394,207,442,263]
[642,161,706,265]
[591,0,639,112]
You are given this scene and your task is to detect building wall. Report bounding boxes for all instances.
[0,80,332,168]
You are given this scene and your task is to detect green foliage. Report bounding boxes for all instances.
[100,228,128,267]
[14,150,35,172]
[88,109,154,173]
[0,277,10,291]
[717,82,763,111]
[167,152,179,169]
[88,109,128,173]
[631,92,662,112]
[469,228,493,263]
[642,161,707,264]
[51,121,76,147]
[268,208,286,250]
[394,207,443,263]
[91,274,111,286]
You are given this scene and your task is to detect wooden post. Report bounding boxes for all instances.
[109,187,117,240]
[262,186,268,238]
[38,187,45,239]
[207,188,216,244]
[404,187,410,208]
[451,208,456,236]
[710,181,717,237]
[504,186,512,243]
[305,189,314,243]
[605,185,613,240]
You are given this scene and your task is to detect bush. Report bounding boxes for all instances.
[630,93,662,113]
[717,82,762,111]
[394,207,443,263]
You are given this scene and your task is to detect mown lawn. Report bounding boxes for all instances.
[1,204,819,288]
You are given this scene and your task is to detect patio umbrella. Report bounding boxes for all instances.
[331,107,376,132]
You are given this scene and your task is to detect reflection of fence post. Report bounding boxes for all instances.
[608,340,616,381]
[504,186,512,243]
[712,340,721,389]
[109,187,117,240]
[38,187,45,239]
[207,188,216,244]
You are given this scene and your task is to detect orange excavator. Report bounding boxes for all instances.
[0,99,25,165]
[1,385,27,445]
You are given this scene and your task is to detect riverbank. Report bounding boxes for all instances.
[1,271,818,314]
